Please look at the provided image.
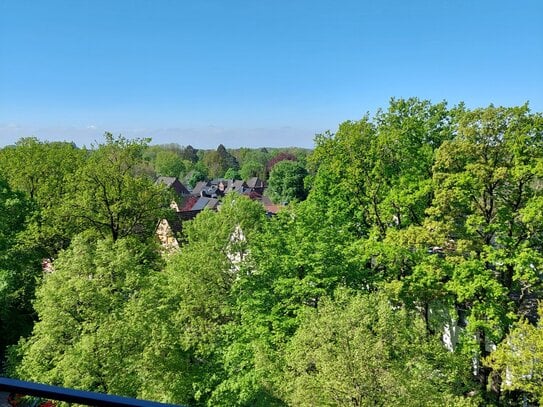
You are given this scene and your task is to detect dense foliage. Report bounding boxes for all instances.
[0,179,42,359]
[267,160,308,203]
[1,99,542,406]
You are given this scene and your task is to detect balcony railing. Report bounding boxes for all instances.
[0,377,183,407]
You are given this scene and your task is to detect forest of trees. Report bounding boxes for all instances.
[1,98,543,406]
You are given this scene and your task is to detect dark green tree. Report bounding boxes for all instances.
[0,179,42,360]
[180,145,199,163]
[267,161,308,203]
[218,144,239,171]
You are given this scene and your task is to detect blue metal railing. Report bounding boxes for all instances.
[0,377,183,407]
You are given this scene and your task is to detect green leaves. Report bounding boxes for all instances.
[267,160,308,204]
[64,134,171,241]
[13,233,163,396]
[154,150,186,178]
[202,144,239,178]
[4,102,543,405]
[283,290,475,406]
[486,305,543,405]
[0,178,42,355]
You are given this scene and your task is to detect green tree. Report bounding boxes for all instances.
[202,145,239,179]
[0,137,87,254]
[240,160,264,181]
[218,144,239,170]
[223,167,241,180]
[0,179,42,359]
[63,134,171,241]
[425,104,543,396]
[212,100,456,404]
[486,304,543,404]
[188,169,207,188]
[202,150,224,179]
[283,290,476,406]
[4,101,541,405]
[180,145,199,163]
[152,195,267,405]
[267,161,308,203]
[308,98,452,238]
[12,233,163,396]
[215,197,364,406]
[0,137,85,202]
[154,150,186,178]
[239,149,269,180]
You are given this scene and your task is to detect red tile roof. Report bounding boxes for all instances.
[179,195,199,211]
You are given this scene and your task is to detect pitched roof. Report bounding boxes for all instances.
[264,204,282,215]
[243,190,262,200]
[156,176,177,187]
[246,177,264,189]
[191,197,209,211]
[260,195,283,215]
[179,195,199,211]
[191,181,210,196]
[225,179,247,194]
[156,210,201,247]
[191,197,220,211]
[260,195,273,206]
[156,176,190,196]
[206,198,220,209]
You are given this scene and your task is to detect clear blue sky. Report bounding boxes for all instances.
[1,0,542,148]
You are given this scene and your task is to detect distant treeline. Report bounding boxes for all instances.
[142,142,311,187]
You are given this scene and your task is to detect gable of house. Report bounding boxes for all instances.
[156,210,202,250]
[156,176,191,196]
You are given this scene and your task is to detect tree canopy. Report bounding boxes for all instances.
[267,160,308,203]
[3,101,543,406]
[63,134,171,241]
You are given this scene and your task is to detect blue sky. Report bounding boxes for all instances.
[1,0,542,148]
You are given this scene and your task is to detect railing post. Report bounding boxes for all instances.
[0,377,183,407]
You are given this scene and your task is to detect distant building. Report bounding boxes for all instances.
[156,176,191,196]
[156,176,282,250]
[155,176,192,211]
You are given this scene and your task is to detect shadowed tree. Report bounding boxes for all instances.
[0,179,42,359]
[267,161,308,203]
